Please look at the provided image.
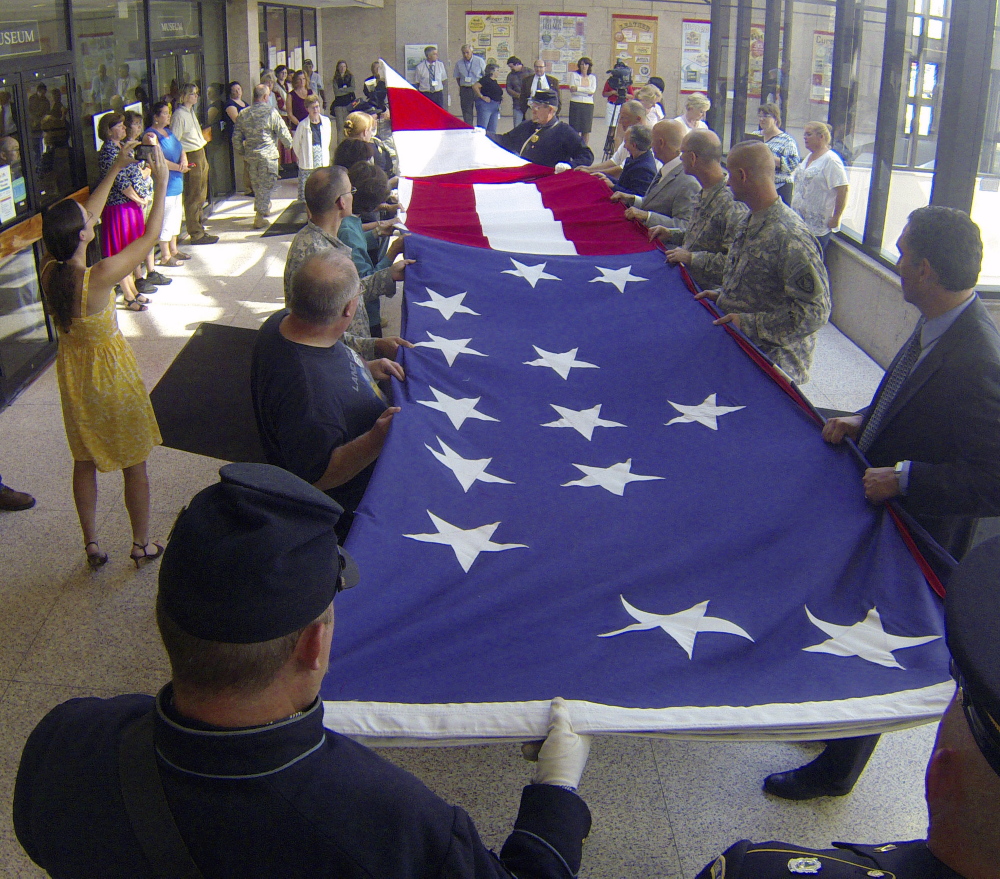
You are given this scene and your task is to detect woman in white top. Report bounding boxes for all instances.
[635,84,664,127]
[674,92,711,131]
[791,120,850,254]
[292,95,333,202]
[567,57,597,146]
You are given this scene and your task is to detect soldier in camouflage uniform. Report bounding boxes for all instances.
[232,84,293,228]
[696,141,829,384]
[650,129,749,291]
[694,536,1000,879]
[283,167,409,361]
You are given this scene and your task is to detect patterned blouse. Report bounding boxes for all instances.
[98,141,143,207]
[761,130,801,188]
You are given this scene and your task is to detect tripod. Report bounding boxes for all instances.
[602,87,628,160]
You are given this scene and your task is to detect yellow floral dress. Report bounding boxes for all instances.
[56,267,162,471]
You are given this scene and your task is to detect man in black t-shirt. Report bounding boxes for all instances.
[251,249,404,539]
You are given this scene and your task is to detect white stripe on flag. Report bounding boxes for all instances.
[473,182,577,255]
[393,130,528,178]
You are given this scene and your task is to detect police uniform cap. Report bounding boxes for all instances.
[945,535,1000,775]
[158,463,359,644]
[530,89,558,108]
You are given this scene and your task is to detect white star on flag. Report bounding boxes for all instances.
[599,596,754,659]
[802,606,941,669]
[416,387,499,430]
[403,511,528,573]
[542,403,626,441]
[413,332,487,366]
[562,458,664,496]
[666,394,745,431]
[524,346,599,380]
[502,258,561,288]
[413,289,480,321]
[425,437,513,493]
[589,265,648,293]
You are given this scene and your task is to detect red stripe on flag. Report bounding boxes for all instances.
[404,180,490,248]
[389,87,469,132]
[536,172,656,255]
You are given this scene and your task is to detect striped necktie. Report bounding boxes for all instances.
[857,320,924,454]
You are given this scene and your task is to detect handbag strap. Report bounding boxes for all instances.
[119,710,206,879]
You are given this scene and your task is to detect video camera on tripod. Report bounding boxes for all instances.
[605,61,633,101]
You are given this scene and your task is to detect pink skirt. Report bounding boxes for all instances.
[100,201,145,258]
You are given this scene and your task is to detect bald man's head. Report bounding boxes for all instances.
[726,141,778,207]
[651,119,685,163]
[289,250,360,325]
[305,166,351,216]
[619,100,646,129]
[683,129,723,163]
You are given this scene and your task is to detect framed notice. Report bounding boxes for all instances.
[538,12,586,80]
[749,24,765,100]
[811,31,834,103]
[404,44,431,85]
[611,14,657,85]
[466,11,515,75]
[680,20,710,94]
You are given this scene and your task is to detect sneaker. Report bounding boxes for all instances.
[0,484,36,511]
[253,214,268,229]
[146,271,172,286]
[189,233,220,245]
[135,278,156,295]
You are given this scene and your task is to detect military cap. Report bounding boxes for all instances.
[945,535,1000,776]
[158,463,359,644]
[530,89,559,108]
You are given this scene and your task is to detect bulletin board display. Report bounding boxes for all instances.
[538,12,586,79]
[404,44,432,85]
[680,20,710,94]
[811,31,834,103]
[465,11,516,71]
[611,15,657,86]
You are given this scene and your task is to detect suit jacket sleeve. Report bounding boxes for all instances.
[644,176,701,232]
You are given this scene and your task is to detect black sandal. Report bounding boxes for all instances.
[130,541,164,568]
[123,296,148,312]
[85,541,109,570]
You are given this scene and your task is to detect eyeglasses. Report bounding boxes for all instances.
[337,188,357,200]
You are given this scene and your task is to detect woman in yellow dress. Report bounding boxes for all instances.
[41,140,169,570]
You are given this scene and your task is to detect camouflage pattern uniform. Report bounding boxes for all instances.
[282,221,396,359]
[657,177,749,291]
[707,198,830,384]
[232,103,292,217]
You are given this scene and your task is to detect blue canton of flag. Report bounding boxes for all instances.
[320,233,951,742]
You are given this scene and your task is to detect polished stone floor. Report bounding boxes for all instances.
[0,178,937,878]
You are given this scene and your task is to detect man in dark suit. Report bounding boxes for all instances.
[490,90,592,168]
[611,124,657,197]
[764,205,1000,801]
[617,119,700,231]
[699,535,1000,878]
[520,60,560,115]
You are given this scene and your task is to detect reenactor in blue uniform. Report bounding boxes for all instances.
[490,90,593,169]
[696,535,1000,879]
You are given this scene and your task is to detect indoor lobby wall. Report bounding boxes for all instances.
[318,0,398,90]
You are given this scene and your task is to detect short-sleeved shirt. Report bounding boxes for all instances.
[476,75,504,102]
[791,149,850,236]
[144,126,184,197]
[98,141,143,206]
[251,310,387,514]
[454,55,486,86]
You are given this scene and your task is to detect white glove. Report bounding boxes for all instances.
[554,162,571,173]
[528,697,591,790]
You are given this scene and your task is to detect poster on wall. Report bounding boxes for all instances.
[680,20,710,94]
[611,15,658,86]
[538,12,586,80]
[749,24,765,100]
[466,11,515,77]
[404,44,432,85]
[811,31,834,103]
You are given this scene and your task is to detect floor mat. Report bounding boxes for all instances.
[260,200,307,237]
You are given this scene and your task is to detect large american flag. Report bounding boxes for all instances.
[317,67,951,743]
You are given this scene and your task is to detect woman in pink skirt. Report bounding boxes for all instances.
[97,112,149,311]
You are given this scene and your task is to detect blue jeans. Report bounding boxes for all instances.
[475,99,500,133]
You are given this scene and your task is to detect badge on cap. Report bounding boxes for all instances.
[873,845,897,852]
[787,858,822,874]
[866,872,885,877]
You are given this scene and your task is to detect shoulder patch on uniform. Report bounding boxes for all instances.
[796,270,815,295]
[709,855,726,879]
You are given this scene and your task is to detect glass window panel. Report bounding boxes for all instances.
[149,0,200,41]
[266,7,285,68]
[73,0,149,186]
[929,0,944,16]
[0,77,30,225]
[970,0,1000,286]
[905,102,914,130]
[287,10,302,69]
[203,0,234,198]
[908,61,918,97]
[911,15,923,37]
[2,0,67,56]
[913,0,924,12]
[839,0,887,241]
[0,247,48,383]
[922,63,937,99]
[25,74,76,210]
[917,104,932,135]
[928,18,943,40]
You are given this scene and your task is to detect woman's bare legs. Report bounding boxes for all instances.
[123,461,151,549]
[73,460,102,563]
